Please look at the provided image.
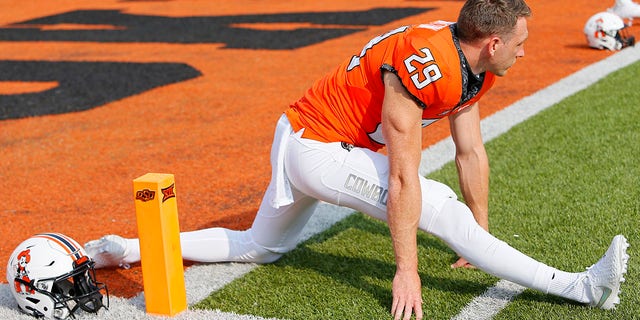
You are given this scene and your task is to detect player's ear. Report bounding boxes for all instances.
[487,36,501,56]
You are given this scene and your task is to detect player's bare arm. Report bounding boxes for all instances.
[381,71,425,320]
[449,102,490,268]
[449,102,489,230]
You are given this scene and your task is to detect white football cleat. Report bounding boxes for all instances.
[84,235,133,269]
[609,0,640,25]
[583,235,629,309]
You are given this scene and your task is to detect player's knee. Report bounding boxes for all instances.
[424,179,458,200]
[227,230,286,263]
[429,199,477,242]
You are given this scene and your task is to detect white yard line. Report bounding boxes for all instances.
[452,280,526,320]
[1,46,638,320]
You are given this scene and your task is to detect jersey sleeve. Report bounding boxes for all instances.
[381,24,463,110]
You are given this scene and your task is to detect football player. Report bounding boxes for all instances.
[86,0,629,319]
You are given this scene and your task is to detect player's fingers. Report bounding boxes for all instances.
[393,307,401,320]
[451,257,472,269]
[402,299,422,320]
[414,301,424,320]
[392,299,405,320]
[391,298,399,320]
[391,297,399,318]
[403,305,412,320]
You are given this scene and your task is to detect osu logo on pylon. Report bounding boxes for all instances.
[135,189,156,202]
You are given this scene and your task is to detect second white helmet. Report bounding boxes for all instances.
[584,11,635,50]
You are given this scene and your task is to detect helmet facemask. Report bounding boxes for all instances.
[44,258,109,319]
[616,27,636,48]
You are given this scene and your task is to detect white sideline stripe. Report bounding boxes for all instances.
[0,46,637,320]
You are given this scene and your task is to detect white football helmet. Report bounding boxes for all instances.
[584,11,636,50]
[6,233,109,319]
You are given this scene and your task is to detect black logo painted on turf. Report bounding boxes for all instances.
[0,8,431,49]
[0,61,201,120]
[0,7,430,119]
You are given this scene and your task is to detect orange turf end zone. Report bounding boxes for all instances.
[133,173,187,316]
[0,0,637,299]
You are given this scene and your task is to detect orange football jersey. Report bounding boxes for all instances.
[285,22,496,151]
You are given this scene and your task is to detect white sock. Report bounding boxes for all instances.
[534,266,588,303]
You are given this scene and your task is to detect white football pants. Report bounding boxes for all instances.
[168,115,583,300]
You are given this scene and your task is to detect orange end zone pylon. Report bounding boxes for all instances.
[133,173,187,316]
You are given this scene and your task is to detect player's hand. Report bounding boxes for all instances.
[391,270,423,320]
[451,257,476,269]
